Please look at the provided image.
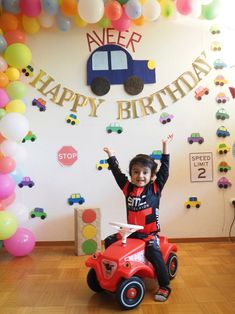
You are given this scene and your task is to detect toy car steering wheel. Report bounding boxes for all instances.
[109,221,143,245]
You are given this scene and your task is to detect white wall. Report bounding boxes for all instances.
[16,19,235,241]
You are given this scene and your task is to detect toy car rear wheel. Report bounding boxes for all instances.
[87,268,104,293]
[116,276,145,310]
[167,253,178,280]
[124,76,144,95]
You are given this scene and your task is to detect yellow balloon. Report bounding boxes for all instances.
[5,67,20,81]
[22,15,40,34]
[6,99,26,114]
[74,14,87,27]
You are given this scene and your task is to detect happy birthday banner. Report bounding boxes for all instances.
[30,50,211,119]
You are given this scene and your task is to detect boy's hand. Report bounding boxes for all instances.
[162,133,174,145]
[103,147,114,158]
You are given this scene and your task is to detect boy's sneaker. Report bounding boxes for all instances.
[154,286,171,302]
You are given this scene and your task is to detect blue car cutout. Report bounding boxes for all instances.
[68,193,85,205]
[216,126,230,138]
[87,44,156,96]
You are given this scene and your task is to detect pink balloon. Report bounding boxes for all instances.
[19,0,42,17]
[3,227,35,257]
[0,174,16,200]
[112,11,131,31]
[0,156,16,174]
[0,88,9,108]
[176,0,193,15]
[0,192,16,210]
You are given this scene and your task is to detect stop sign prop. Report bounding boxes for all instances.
[57,146,77,166]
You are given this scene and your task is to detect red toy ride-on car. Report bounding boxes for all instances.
[86,222,178,310]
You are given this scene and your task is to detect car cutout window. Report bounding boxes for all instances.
[110,50,128,70]
[92,51,109,71]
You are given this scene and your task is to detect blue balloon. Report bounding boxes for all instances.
[56,12,72,32]
[2,0,20,14]
[125,0,142,20]
[9,167,23,185]
[42,0,59,16]
[0,35,7,54]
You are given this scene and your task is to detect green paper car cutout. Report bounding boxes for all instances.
[106,123,123,134]
[30,207,47,219]
[22,131,37,143]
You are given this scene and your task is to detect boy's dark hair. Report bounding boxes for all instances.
[129,154,158,176]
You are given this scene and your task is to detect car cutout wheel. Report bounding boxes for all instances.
[91,77,110,96]
[124,76,144,96]
[117,129,122,134]
[31,214,35,218]
[116,276,145,310]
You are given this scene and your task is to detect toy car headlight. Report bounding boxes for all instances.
[124,262,131,269]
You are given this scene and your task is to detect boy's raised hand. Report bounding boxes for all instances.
[163,133,174,145]
[103,147,114,158]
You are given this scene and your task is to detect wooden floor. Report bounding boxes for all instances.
[1,241,235,314]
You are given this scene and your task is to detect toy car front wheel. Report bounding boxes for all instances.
[167,253,178,280]
[87,268,104,293]
[124,76,144,96]
[116,276,145,310]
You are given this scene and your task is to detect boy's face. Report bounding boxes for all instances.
[131,164,152,187]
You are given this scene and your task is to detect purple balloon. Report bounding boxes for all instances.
[0,174,16,200]
[4,227,35,257]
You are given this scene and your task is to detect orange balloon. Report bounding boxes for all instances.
[0,13,19,32]
[4,29,26,45]
[0,72,9,88]
[61,0,78,17]
[133,15,145,26]
[0,133,6,144]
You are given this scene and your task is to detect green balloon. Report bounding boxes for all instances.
[4,43,32,69]
[117,0,128,4]
[6,81,28,99]
[0,211,18,240]
[98,16,111,28]
[201,0,221,20]
[0,108,6,120]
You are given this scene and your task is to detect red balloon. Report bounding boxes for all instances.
[4,30,26,45]
[0,156,16,174]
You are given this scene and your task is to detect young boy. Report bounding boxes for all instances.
[103,133,173,302]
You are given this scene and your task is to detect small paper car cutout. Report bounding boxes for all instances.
[210,25,220,34]
[214,75,227,86]
[217,177,232,189]
[159,112,174,124]
[30,207,47,219]
[216,126,230,138]
[149,150,162,160]
[215,108,229,120]
[22,65,34,77]
[188,133,204,144]
[32,98,46,111]
[185,197,201,208]
[213,59,227,70]
[67,193,85,205]
[22,131,37,143]
[66,113,79,125]
[96,159,110,170]
[217,143,230,154]
[18,177,35,188]
[210,41,222,51]
[106,123,123,134]
[216,93,229,104]
[194,86,209,100]
[218,161,231,173]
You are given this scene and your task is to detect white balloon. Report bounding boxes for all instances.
[6,202,29,225]
[200,0,213,4]
[78,0,104,23]
[142,0,161,22]
[0,113,29,142]
[0,139,19,157]
[190,0,202,17]
[38,11,55,28]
